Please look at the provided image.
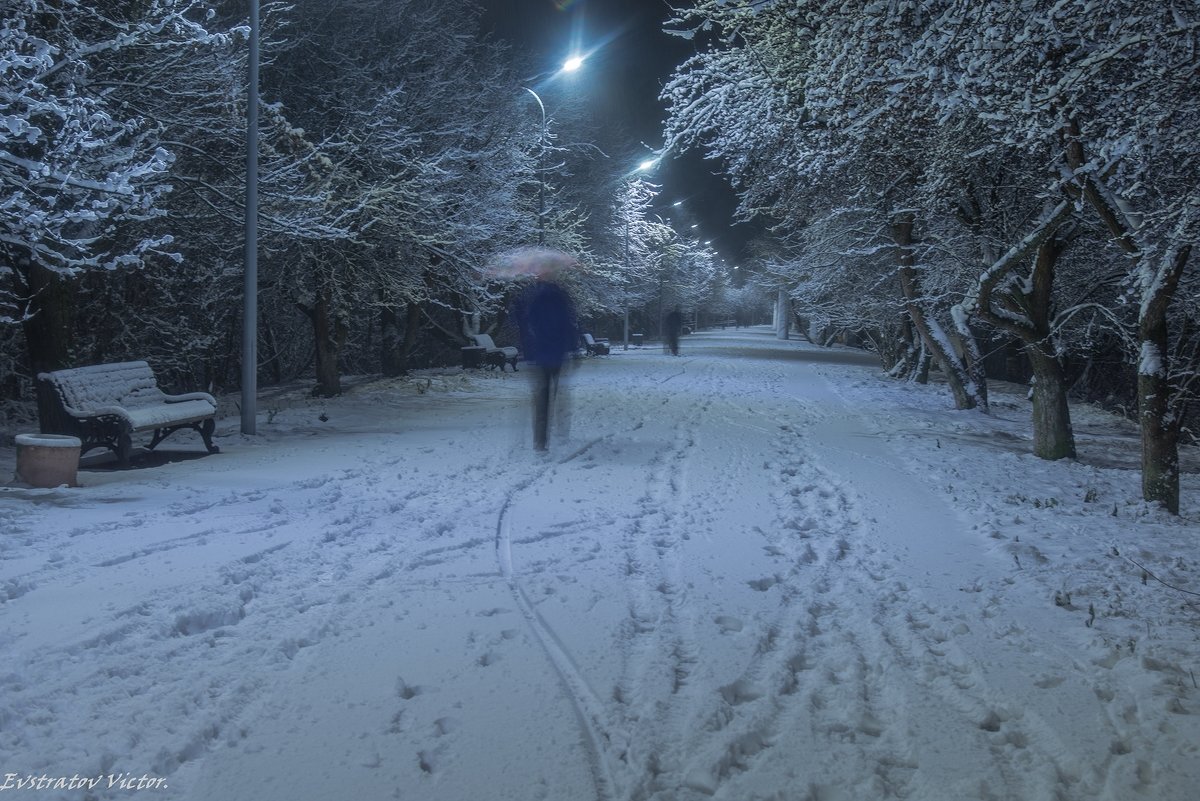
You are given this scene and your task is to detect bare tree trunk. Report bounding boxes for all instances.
[1139,335,1180,514]
[399,302,421,374]
[914,344,932,385]
[984,236,1078,460]
[1027,348,1076,460]
[380,303,404,377]
[774,289,790,340]
[892,217,979,410]
[950,313,990,411]
[1137,244,1189,513]
[1025,238,1075,459]
[22,263,75,376]
[300,290,345,398]
[21,262,77,427]
[261,317,284,385]
[1061,117,1189,511]
[884,317,916,377]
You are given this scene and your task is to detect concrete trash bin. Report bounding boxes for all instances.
[15,433,82,488]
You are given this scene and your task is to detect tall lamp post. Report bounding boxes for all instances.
[522,87,547,246]
[623,214,631,349]
[521,56,582,247]
[241,0,259,435]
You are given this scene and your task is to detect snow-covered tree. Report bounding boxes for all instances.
[662,1,1200,511]
[663,1,991,411]
[259,0,537,393]
[0,0,232,381]
[916,0,1200,507]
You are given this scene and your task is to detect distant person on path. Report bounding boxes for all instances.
[665,306,682,356]
[513,275,579,451]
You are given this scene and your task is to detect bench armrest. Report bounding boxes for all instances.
[59,402,127,420]
[163,391,217,406]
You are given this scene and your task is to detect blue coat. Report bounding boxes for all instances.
[514,280,578,369]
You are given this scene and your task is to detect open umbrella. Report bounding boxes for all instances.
[485,247,577,280]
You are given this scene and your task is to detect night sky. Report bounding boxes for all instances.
[478,0,754,264]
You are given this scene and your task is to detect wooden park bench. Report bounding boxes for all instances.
[582,333,610,356]
[469,333,519,371]
[36,361,220,466]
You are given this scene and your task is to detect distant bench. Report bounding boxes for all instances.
[37,361,220,466]
[582,333,610,356]
[469,333,519,371]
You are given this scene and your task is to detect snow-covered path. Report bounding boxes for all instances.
[2,329,1196,801]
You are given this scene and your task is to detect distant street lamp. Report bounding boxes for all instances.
[624,158,658,349]
[563,55,584,72]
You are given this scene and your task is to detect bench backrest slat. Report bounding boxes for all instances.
[42,361,165,411]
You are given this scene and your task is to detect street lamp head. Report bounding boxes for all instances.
[672,200,683,207]
[563,55,584,72]
[637,158,658,171]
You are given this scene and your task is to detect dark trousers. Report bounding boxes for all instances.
[533,365,561,450]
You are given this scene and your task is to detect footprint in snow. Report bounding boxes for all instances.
[748,575,780,592]
[719,678,764,706]
[433,716,460,737]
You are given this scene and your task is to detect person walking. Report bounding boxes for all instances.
[513,275,579,451]
[665,305,683,356]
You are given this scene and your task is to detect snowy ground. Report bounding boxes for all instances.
[1,327,1197,801]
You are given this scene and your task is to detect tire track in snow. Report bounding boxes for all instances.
[496,474,618,801]
[491,423,651,801]
[491,355,724,801]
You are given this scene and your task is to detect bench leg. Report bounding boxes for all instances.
[145,420,220,458]
[149,428,168,450]
[115,431,133,467]
[200,418,220,454]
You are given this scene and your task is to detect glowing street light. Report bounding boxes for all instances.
[638,158,658,171]
[520,53,590,244]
